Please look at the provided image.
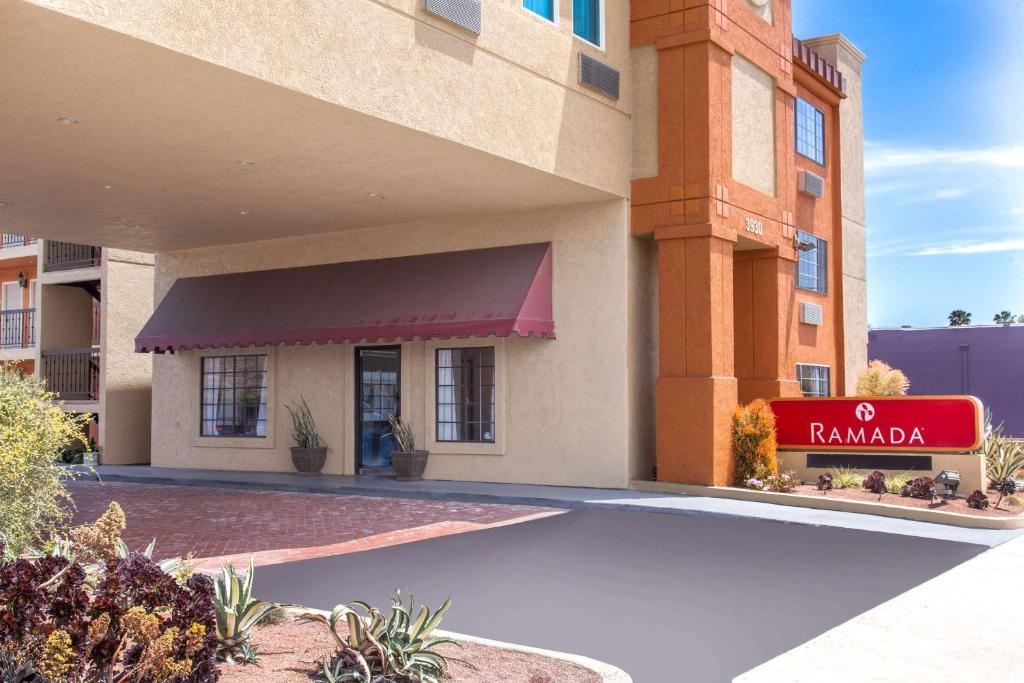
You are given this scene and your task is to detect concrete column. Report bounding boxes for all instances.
[655,224,738,486]
[734,248,802,403]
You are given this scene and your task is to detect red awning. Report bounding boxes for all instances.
[135,243,554,353]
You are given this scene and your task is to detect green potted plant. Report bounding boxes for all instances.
[386,414,428,481]
[82,437,99,466]
[286,397,327,474]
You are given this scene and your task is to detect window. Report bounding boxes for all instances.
[436,347,495,443]
[573,0,602,47]
[796,230,828,294]
[797,364,831,398]
[524,0,555,22]
[795,97,825,164]
[200,355,268,437]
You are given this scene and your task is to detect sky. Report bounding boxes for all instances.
[792,0,1024,328]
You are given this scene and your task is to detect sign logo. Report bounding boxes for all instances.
[855,402,875,422]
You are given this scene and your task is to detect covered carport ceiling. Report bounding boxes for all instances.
[0,2,612,253]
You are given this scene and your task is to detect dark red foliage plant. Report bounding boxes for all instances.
[900,476,935,500]
[966,490,989,510]
[817,473,833,492]
[862,471,887,495]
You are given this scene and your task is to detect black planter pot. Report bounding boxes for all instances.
[290,447,327,475]
[390,450,429,482]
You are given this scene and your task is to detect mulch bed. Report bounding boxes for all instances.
[218,619,601,682]
[789,484,1023,517]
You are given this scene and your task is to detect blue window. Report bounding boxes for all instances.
[573,0,602,46]
[796,230,828,294]
[795,97,825,164]
[523,0,555,21]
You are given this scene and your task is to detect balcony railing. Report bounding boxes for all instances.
[1,234,38,249]
[0,308,35,349]
[44,242,101,272]
[42,348,100,401]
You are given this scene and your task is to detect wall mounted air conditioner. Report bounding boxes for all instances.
[800,302,823,326]
[424,0,481,34]
[579,53,620,100]
[799,171,825,199]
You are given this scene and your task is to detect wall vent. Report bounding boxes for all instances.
[424,0,481,34]
[798,170,825,198]
[800,302,823,326]
[579,53,620,100]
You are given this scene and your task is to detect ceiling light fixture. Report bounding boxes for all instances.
[366,192,385,199]
[239,210,250,216]
[103,185,113,190]
[236,160,255,167]
[56,117,79,125]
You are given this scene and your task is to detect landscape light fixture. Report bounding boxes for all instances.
[934,470,960,500]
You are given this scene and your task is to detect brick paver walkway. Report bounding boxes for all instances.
[68,481,561,570]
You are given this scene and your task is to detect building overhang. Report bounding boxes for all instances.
[0,2,614,253]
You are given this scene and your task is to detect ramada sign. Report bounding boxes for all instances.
[768,396,984,452]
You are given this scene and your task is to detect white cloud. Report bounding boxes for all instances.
[915,237,1024,256]
[865,143,1024,172]
[932,188,969,200]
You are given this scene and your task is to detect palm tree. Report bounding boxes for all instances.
[994,311,1016,324]
[948,309,972,326]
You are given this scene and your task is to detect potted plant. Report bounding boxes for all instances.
[287,397,327,474]
[82,438,99,466]
[386,414,428,481]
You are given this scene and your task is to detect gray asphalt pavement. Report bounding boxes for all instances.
[256,508,985,682]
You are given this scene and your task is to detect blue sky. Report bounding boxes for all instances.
[792,0,1024,328]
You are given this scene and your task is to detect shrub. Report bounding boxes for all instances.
[286,396,324,449]
[862,470,887,495]
[884,473,913,495]
[984,417,1024,486]
[302,591,457,683]
[816,473,833,492]
[733,399,778,485]
[855,360,909,397]
[993,479,1020,510]
[746,471,800,494]
[966,490,989,510]
[830,466,862,490]
[0,364,90,557]
[213,558,281,663]
[900,477,935,500]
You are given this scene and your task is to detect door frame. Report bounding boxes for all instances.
[354,345,402,475]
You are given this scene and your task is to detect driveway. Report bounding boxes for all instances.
[254,508,985,682]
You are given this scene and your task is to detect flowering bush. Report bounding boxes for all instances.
[746,471,800,493]
[1,364,90,556]
[0,506,218,682]
[733,399,778,485]
[855,360,909,397]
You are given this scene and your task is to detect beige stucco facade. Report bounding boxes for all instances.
[731,54,778,197]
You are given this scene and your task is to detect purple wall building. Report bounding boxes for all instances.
[868,325,1024,436]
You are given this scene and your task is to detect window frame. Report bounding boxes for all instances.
[523,0,558,25]
[796,364,831,398]
[199,354,269,439]
[795,97,826,166]
[796,230,828,295]
[572,0,605,50]
[435,346,497,444]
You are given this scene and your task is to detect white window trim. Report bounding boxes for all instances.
[796,363,831,398]
[523,0,559,27]
[571,0,605,51]
[190,347,276,449]
[424,337,506,456]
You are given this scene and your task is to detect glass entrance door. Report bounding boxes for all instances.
[356,347,400,472]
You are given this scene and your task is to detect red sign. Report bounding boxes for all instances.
[769,396,984,452]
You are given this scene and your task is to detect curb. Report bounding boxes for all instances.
[630,480,1024,530]
[293,607,631,682]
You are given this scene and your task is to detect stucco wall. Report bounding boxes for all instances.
[37,284,93,351]
[630,45,658,180]
[149,200,635,488]
[731,54,776,197]
[99,252,153,464]
[627,235,658,480]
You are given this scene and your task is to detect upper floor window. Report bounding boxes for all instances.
[524,0,555,22]
[797,364,831,398]
[573,0,603,47]
[436,347,496,443]
[796,230,828,294]
[795,97,825,165]
[201,355,267,437]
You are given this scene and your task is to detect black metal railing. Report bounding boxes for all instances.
[0,308,35,348]
[43,242,101,272]
[1,234,38,249]
[42,348,99,401]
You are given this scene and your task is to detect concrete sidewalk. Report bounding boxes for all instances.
[736,532,1024,682]
[87,465,1022,547]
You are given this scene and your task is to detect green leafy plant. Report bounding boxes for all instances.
[884,473,913,495]
[302,591,459,683]
[286,396,324,449]
[0,364,90,557]
[732,399,778,485]
[830,466,862,490]
[984,416,1024,486]
[855,360,909,397]
[386,414,416,454]
[213,557,282,664]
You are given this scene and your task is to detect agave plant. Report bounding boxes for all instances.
[303,591,458,683]
[985,426,1024,486]
[214,557,282,663]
